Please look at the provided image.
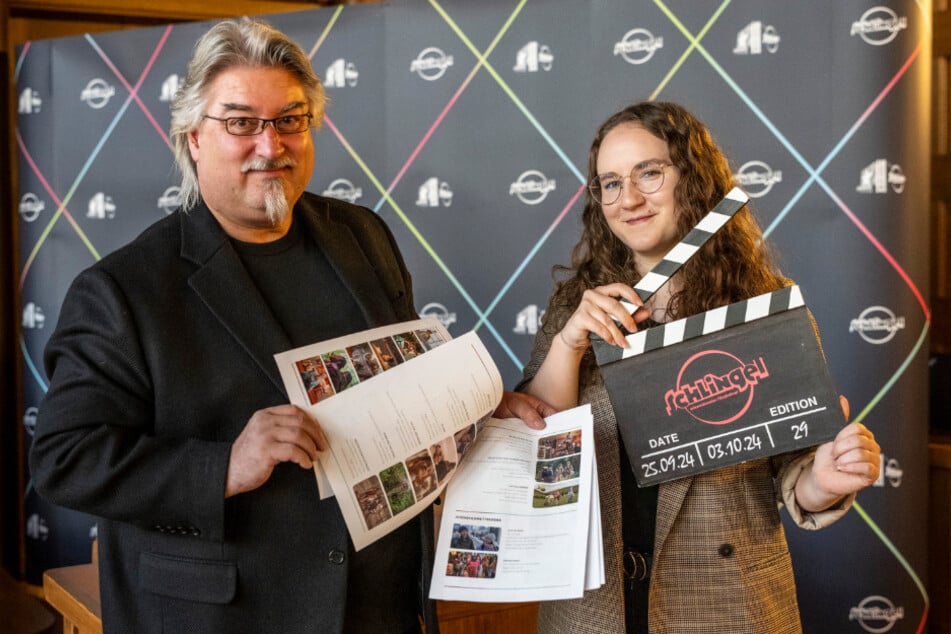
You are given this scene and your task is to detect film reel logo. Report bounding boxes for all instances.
[850,7,908,46]
[509,170,556,205]
[410,47,454,81]
[322,178,363,204]
[80,78,116,109]
[613,28,664,64]
[849,595,905,633]
[849,306,906,345]
[734,161,783,198]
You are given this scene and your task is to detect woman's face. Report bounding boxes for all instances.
[595,123,681,275]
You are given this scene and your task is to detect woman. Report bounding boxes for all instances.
[518,102,880,633]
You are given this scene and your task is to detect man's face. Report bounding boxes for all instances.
[188,66,315,242]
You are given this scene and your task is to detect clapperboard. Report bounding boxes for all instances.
[591,189,844,487]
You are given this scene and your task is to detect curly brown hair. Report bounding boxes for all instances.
[548,101,786,322]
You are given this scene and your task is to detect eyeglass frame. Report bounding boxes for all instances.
[587,161,674,206]
[202,113,314,136]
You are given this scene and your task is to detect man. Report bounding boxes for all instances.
[30,20,552,634]
[450,527,474,550]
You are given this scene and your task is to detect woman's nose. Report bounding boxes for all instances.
[618,177,646,206]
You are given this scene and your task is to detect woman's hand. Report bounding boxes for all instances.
[795,396,881,511]
[557,283,646,351]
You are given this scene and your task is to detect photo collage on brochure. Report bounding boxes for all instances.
[441,427,584,583]
[293,326,448,405]
[353,413,491,532]
[290,325,475,531]
[533,429,583,509]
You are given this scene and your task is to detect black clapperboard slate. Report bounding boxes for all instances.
[593,285,844,487]
[588,188,843,487]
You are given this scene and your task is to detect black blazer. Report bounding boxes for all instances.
[31,193,438,633]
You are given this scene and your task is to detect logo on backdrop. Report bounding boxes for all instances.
[733,21,780,55]
[22,302,45,329]
[857,159,905,194]
[19,87,42,114]
[321,178,363,204]
[513,304,545,335]
[734,161,783,198]
[849,595,905,633]
[849,306,906,345]
[873,454,903,488]
[419,302,457,329]
[514,41,553,73]
[80,78,116,109]
[26,514,49,541]
[664,350,770,424]
[159,74,182,103]
[19,193,45,222]
[88,192,116,219]
[325,59,359,88]
[416,178,453,207]
[613,28,664,64]
[23,406,38,437]
[509,170,556,205]
[157,187,182,215]
[850,7,908,46]
[411,47,454,81]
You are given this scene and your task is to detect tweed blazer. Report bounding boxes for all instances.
[520,299,853,634]
[30,193,438,634]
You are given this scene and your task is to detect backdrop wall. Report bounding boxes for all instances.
[15,1,931,631]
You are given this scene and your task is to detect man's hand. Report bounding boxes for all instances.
[225,404,328,498]
[493,391,557,430]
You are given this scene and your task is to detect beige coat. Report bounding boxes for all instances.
[520,302,853,634]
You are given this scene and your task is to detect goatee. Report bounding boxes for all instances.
[241,157,295,226]
[264,179,289,226]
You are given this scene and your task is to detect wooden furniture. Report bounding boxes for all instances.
[42,563,102,634]
[0,566,56,634]
[42,540,101,634]
[437,600,537,634]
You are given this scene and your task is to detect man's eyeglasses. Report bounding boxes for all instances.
[203,113,313,136]
[588,161,672,206]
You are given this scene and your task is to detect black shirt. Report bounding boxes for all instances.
[233,218,423,633]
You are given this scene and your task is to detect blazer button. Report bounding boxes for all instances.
[718,543,734,558]
[328,549,346,565]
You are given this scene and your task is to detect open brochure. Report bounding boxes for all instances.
[275,318,499,551]
[429,405,603,602]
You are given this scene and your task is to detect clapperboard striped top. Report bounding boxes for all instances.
[595,285,805,365]
[628,186,750,305]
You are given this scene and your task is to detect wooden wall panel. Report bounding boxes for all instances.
[936,6,951,355]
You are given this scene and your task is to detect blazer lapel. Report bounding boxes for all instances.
[297,198,398,328]
[179,206,292,396]
[654,476,693,557]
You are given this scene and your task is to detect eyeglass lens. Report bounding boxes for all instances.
[213,114,312,136]
[589,163,667,205]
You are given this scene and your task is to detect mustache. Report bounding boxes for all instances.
[241,156,297,172]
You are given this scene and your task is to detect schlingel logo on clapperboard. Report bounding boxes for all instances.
[663,350,770,425]
[594,286,846,487]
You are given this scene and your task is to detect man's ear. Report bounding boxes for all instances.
[188,129,200,161]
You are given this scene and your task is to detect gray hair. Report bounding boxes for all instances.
[169,20,326,211]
